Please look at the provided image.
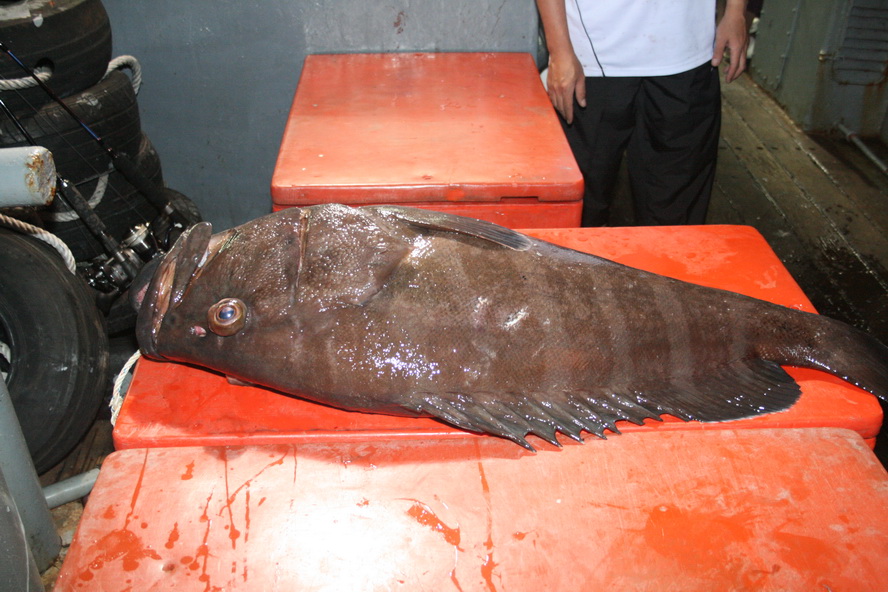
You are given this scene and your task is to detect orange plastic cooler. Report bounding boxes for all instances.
[55,428,888,590]
[113,225,883,450]
[270,52,584,228]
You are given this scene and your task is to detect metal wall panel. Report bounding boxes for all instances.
[750,0,888,140]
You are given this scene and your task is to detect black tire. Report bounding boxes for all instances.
[0,228,109,473]
[0,70,141,183]
[41,132,164,261]
[0,0,112,113]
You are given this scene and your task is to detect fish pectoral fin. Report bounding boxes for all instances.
[301,204,412,308]
[365,205,533,251]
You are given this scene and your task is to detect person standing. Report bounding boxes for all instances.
[537,0,749,226]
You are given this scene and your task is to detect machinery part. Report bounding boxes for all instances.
[43,467,99,509]
[0,228,109,473]
[0,466,46,590]
[837,123,888,178]
[0,378,59,574]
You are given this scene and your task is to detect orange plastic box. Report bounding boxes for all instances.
[270,52,584,228]
[56,428,888,590]
[114,225,883,450]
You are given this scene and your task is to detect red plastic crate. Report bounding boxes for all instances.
[270,52,583,227]
[113,225,883,450]
[57,428,888,590]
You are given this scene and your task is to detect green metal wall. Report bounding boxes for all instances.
[750,0,887,139]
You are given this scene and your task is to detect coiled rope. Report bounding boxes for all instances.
[106,55,142,95]
[45,172,109,222]
[0,64,51,91]
[110,349,142,425]
[0,55,142,94]
[0,212,76,273]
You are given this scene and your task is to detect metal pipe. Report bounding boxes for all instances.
[0,467,45,592]
[0,146,55,208]
[43,468,100,509]
[0,378,60,571]
[837,123,888,177]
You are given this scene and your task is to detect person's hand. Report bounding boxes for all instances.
[546,50,586,124]
[712,1,749,83]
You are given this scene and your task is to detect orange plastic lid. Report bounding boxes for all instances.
[270,53,583,206]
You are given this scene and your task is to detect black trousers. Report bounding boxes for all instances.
[561,62,721,226]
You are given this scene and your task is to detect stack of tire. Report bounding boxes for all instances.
[0,0,199,264]
[0,0,198,473]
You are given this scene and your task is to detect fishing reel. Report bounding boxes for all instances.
[82,210,187,294]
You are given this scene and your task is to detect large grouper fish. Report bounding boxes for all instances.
[132,204,888,450]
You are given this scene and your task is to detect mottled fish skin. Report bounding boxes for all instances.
[134,204,888,450]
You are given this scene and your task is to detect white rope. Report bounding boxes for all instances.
[110,349,142,426]
[0,213,76,274]
[45,172,109,222]
[104,55,142,95]
[0,65,51,91]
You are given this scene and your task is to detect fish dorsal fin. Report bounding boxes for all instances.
[298,204,411,309]
[399,358,801,451]
[365,205,533,251]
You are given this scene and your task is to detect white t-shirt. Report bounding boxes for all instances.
[565,0,717,77]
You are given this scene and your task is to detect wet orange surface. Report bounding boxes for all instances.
[56,428,888,590]
[270,52,583,227]
[114,225,883,450]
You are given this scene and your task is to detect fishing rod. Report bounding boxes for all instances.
[0,41,188,242]
[0,97,142,287]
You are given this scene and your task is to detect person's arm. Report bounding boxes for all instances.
[711,0,749,83]
[536,0,586,123]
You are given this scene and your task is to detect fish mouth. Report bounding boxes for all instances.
[134,221,214,360]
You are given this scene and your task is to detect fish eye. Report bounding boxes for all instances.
[207,298,247,336]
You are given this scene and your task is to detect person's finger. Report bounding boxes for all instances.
[711,41,725,68]
[560,89,574,124]
[725,43,747,83]
[575,77,586,110]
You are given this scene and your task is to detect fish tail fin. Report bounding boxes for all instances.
[770,311,888,401]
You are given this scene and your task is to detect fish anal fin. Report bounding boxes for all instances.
[402,358,801,448]
[633,358,802,423]
[407,391,620,449]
